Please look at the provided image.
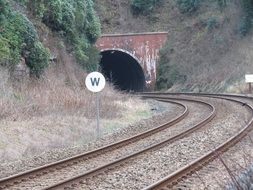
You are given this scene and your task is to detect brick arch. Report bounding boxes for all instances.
[100,48,142,66]
[96,32,168,90]
[99,49,146,92]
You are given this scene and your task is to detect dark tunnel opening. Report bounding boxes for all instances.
[99,50,146,92]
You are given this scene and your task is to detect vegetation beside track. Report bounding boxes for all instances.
[0,0,101,75]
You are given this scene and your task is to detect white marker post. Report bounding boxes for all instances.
[85,72,106,139]
[245,74,253,94]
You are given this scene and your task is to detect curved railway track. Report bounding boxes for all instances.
[141,93,253,190]
[1,93,250,190]
[44,98,215,190]
[0,97,214,190]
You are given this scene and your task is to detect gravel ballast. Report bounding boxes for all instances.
[0,99,210,189]
[178,96,253,190]
[0,99,181,179]
[75,97,251,190]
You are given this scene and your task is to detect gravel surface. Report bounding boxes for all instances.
[2,96,250,190]
[75,97,251,190]
[177,96,253,190]
[186,132,253,190]
[0,99,181,179]
[1,99,211,189]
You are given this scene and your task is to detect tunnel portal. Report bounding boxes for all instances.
[99,50,146,92]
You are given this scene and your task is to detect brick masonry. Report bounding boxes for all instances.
[96,32,168,90]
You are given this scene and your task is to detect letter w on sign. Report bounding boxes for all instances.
[90,77,100,86]
[85,72,105,93]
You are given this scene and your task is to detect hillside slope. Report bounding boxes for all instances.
[95,0,253,93]
[0,0,162,166]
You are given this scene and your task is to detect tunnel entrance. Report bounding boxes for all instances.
[99,50,145,92]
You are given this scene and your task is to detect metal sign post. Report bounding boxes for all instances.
[85,72,106,139]
[245,74,253,94]
[96,92,100,139]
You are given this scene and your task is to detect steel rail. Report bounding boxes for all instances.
[142,94,253,190]
[0,99,188,190]
[44,98,215,190]
[141,92,253,100]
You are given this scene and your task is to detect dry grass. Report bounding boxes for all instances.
[0,67,129,121]
[0,23,153,164]
[0,65,151,163]
[0,7,157,168]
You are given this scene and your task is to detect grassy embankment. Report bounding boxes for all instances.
[0,0,152,163]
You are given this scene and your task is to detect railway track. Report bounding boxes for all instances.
[1,93,250,190]
[0,97,214,190]
[141,93,253,190]
[43,94,249,190]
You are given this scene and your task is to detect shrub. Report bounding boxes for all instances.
[239,16,252,36]
[24,0,46,19]
[83,45,101,72]
[74,39,89,67]
[242,0,253,17]
[239,0,253,36]
[176,0,200,14]
[61,1,75,32]
[42,0,63,31]
[14,0,28,6]
[2,0,101,74]
[85,0,101,43]
[216,0,227,9]
[27,42,50,77]
[1,12,38,65]
[206,18,218,31]
[200,17,219,31]
[156,62,186,90]
[33,0,101,70]
[156,44,186,90]
[0,6,50,76]
[0,0,9,24]
[0,37,11,66]
[131,0,161,15]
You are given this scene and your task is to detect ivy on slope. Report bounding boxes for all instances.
[0,0,50,77]
[173,0,253,36]
[131,0,162,15]
[156,43,186,90]
[27,0,101,71]
[239,0,253,36]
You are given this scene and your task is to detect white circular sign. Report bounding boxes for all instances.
[85,72,106,93]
